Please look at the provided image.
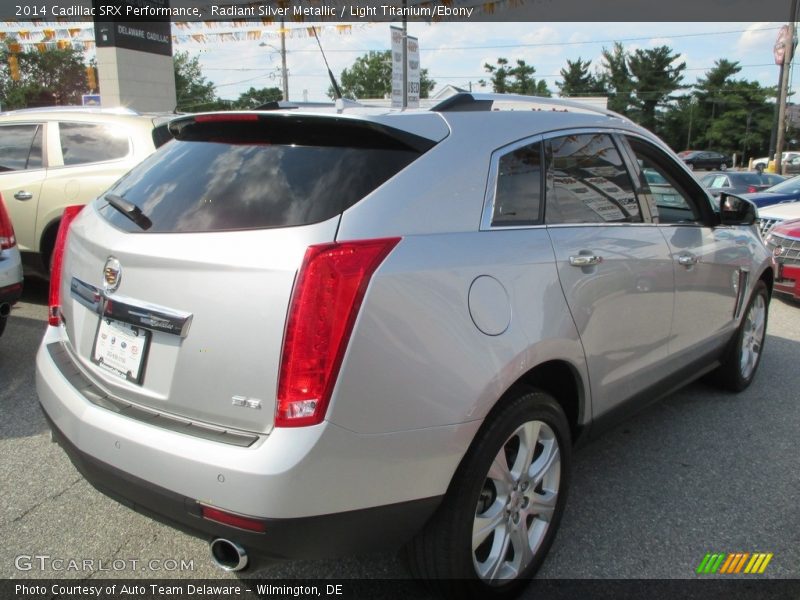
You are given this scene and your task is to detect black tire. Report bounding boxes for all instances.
[0,316,6,338]
[708,280,769,392]
[720,163,728,171]
[405,389,571,599]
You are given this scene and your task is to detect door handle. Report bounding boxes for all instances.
[13,191,33,201]
[677,253,698,266]
[569,255,603,267]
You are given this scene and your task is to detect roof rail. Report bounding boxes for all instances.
[2,105,140,116]
[431,93,619,119]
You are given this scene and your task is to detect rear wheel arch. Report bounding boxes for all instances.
[39,217,61,273]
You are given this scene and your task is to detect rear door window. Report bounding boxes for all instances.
[0,124,43,171]
[59,122,130,165]
[98,116,430,233]
[545,133,642,224]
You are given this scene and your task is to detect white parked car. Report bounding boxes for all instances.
[0,107,173,273]
[752,151,800,171]
[758,200,800,237]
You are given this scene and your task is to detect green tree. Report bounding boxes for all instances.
[692,61,775,159]
[331,50,435,100]
[173,51,221,111]
[232,86,283,108]
[481,58,550,96]
[600,42,633,115]
[0,41,88,109]
[557,58,604,97]
[627,46,686,132]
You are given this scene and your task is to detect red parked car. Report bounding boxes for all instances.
[765,219,800,301]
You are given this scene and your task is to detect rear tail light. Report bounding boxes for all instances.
[201,505,266,533]
[0,194,16,250]
[48,206,84,327]
[276,237,401,427]
[747,185,758,193]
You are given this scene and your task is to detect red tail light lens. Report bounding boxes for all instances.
[0,194,16,250]
[276,237,401,427]
[747,185,758,193]
[48,205,84,327]
[201,505,266,533]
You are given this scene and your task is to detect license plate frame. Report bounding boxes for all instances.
[90,317,151,385]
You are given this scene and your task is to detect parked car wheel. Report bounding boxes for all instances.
[406,389,571,598]
[709,280,769,392]
[719,163,728,171]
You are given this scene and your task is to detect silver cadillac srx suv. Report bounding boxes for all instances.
[36,94,772,597]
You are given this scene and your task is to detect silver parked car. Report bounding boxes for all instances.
[0,193,23,337]
[36,94,772,596]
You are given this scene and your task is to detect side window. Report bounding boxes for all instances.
[625,137,703,224]
[59,122,130,166]
[0,124,42,171]
[491,141,543,226]
[545,133,642,224]
[709,175,729,189]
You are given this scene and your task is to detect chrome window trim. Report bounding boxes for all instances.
[481,126,653,232]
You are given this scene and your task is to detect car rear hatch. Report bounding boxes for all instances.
[57,112,437,434]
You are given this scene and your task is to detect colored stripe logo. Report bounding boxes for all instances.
[697,552,773,574]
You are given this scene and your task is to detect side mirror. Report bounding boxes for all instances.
[719,192,757,226]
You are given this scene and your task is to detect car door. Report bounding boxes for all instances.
[545,132,675,419]
[36,120,134,252]
[621,135,742,368]
[0,122,45,252]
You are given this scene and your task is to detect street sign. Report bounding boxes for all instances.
[82,94,101,106]
[391,26,420,109]
[774,24,794,65]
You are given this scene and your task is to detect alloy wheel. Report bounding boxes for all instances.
[472,420,561,583]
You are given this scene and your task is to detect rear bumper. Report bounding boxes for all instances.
[42,409,440,560]
[0,281,23,306]
[0,247,23,302]
[36,326,476,558]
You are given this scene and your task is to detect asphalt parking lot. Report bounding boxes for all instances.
[1,278,798,592]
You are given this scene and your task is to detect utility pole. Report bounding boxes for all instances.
[402,3,408,109]
[280,18,289,102]
[776,0,799,173]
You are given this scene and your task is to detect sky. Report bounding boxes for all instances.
[173,21,798,103]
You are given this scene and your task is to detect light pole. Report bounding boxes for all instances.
[259,19,289,101]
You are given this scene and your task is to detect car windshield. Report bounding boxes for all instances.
[765,176,800,194]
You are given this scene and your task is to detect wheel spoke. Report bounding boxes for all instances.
[509,521,534,575]
[478,526,511,582]
[473,504,505,551]
[512,421,541,481]
[524,489,557,522]
[486,455,514,493]
[530,441,560,487]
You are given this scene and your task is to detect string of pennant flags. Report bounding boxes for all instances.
[0,21,356,53]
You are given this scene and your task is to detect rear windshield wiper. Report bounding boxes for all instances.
[104,193,152,231]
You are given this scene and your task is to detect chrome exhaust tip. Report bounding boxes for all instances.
[209,538,248,572]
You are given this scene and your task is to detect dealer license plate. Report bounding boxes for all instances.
[91,317,150,384]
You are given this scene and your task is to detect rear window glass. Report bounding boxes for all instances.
[98,120,423,233]
[60,122,130,165]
